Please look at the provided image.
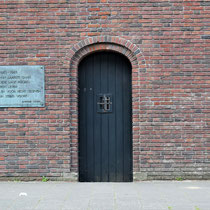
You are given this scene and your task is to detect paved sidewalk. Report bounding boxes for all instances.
[0,181,209,210]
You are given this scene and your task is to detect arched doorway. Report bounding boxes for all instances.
[78,51,132,182]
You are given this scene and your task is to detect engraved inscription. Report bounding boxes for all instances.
[0,66,45,107]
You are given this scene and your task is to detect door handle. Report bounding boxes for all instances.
[97,94,112,113]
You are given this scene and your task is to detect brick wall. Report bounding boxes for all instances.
[0,0,209,180]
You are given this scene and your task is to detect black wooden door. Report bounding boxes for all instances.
[79,52,132,182]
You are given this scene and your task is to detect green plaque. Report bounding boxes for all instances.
[0,66,45,107]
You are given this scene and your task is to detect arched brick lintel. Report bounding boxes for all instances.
[67,36,144,175]
[65,36,145,70]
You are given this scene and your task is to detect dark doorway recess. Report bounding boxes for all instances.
[78,51,132,182]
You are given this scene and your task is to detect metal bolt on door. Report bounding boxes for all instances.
[79,52,132,182]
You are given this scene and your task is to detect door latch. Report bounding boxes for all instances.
[97,94,112,113]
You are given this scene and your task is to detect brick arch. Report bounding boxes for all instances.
[64,36,145,69]
[67,36,145,178]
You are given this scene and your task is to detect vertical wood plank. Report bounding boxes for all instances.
[123,59,132,182]
[78,59,87,181]
[100,53,109,182]
[94,53,102,181]
[86,55,94,181]
[115,53,124,182]
[108,53,117,182]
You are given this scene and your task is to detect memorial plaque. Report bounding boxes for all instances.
[0,65,45,107]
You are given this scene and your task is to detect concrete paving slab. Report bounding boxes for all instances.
[0,181,209,210]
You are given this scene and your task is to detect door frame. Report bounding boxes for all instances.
[67,37,144,181]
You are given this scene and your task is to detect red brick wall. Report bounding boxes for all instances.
[0,0,209,180]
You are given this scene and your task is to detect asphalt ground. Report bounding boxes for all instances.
[0,181,209,210]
